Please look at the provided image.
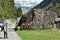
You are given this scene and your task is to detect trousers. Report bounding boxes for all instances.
[4,31,7,38]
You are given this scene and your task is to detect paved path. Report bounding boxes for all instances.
[0,24,22,40]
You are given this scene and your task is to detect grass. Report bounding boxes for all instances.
[16,30,60,40]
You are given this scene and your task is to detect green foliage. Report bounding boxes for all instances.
[17,30,60,40]
[0,0,23,20]
[16,7,23,17]
[53,7,60,16]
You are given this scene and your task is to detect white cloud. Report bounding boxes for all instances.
[31,0,43,3]
[14,0,43,14]
[14,0,43,7]
[14,0,43,3]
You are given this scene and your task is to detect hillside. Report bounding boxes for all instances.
[34,0,60,16]
[44,0,60,15]
[17,1,58,30]
[16,0,60,30]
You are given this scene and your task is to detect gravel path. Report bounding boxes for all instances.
[0,23,22,40]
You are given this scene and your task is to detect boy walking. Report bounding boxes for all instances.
[4,23,8,38]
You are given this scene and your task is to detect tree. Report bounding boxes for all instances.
[0,0,23,19]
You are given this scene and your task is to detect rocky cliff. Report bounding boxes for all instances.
[17,0,58,30]
[17,9,57,30]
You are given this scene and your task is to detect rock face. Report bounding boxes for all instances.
[34,0,60,10]
[17,0,59,30]
[17,9,57,30]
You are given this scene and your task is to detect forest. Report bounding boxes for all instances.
[0,0,22,20]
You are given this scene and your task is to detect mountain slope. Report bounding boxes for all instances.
[32,0,60,16]
[17,0,58,30]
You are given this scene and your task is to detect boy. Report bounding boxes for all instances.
[4,22,8,38]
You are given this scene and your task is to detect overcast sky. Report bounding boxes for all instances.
[14,0,43,7]
[14,0,43,3]
[14,0,43,14]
